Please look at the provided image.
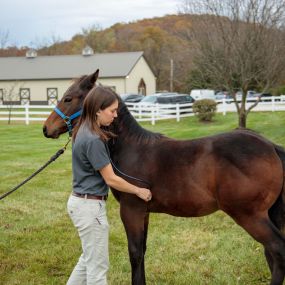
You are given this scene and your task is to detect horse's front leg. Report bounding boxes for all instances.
[120,198,149,285]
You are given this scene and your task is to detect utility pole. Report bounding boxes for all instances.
[170,59,173,92]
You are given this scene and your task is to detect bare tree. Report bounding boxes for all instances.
[179,0,285,127]
[2,82,22,124]
[33,33,65,55]
[0,29,9,49]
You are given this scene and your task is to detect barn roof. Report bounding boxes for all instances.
[0,51,144,80]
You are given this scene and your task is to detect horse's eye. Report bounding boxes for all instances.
[64,97,72,103]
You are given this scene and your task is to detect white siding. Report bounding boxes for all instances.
[98,78,126,94]
[126,57,156,95]
[0,79,73,101]
[98,58,156,95]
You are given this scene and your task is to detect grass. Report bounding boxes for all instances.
[1,111,285,285]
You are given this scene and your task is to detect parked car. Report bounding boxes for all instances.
[247,90,258,98]
[137,93,194,105]
[120,94,144,103]
[136,94,160,105]
[190,89,215,101]
[235,90,258,101]
[214,91,230,101]
[134,93,195,114]
[154,92,179,97]
[135,93,178,106]
[157,93,195,104]
[255,92,280,102]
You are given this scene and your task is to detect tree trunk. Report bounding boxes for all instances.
[239,111,247,128]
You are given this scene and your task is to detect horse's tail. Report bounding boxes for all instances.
[270,145,285,233]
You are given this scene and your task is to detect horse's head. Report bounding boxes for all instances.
[43,70,99,138]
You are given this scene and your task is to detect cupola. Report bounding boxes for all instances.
[26,49,37,58]
[82,45,94,56]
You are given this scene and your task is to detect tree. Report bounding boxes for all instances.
[0,29,9,49]
[82,25,115,53]
[137,26,176,90]
[179,0,285,127]
[3,82,22,124]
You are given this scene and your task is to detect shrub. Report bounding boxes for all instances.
[193,99,217,122]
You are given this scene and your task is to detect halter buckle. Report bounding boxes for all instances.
[54,107,81,136]
[63,116,70,123]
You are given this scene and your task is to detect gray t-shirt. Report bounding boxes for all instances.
[72,125,110,195]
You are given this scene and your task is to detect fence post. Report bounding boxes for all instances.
[25,104,29,125]
[151,107,155,125]
[155,103,159,118]
[176,104,180,122]
[272,96,275,112]
[139,104,142,119]
[222,98,226,115]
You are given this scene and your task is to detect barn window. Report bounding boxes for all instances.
[0,89,3,104]
[47,88,58,105]
[20,88,30,105]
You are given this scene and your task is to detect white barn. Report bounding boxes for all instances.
[0,49,156,105]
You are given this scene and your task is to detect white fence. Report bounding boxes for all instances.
[127,102,195,125]
[216,95,285,115]
[0,105,54,124]
[1,96,285,125]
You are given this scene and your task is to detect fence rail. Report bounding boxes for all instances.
[0,105,54,124]
[1,96,285,125]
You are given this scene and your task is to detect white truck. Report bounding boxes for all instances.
[190,89,215,101]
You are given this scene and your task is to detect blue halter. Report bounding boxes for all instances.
[54,107,82,136]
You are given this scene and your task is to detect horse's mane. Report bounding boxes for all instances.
[116,101,163,144]
[96,86,163,144]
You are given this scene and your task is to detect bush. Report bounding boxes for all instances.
[193,99,217,122]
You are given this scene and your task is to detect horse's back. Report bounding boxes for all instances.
[147,130,283,217]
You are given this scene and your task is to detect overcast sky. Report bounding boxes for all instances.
[1,0,181,47]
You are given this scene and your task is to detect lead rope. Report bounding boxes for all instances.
[104,143,151,187]
[0,137,71,201]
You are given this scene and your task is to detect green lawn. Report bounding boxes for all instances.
[1,112,285,285]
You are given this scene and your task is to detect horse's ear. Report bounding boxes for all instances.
[80,69,99,90]
[91,69,99,83]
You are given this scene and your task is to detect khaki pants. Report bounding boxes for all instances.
[66,195,109,285]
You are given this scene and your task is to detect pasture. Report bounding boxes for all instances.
[1,112,285,285]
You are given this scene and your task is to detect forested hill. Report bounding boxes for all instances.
[41,14,197,92]
[1,14,199,92]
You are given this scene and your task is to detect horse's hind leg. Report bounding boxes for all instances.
[233,213,285,285]
[120,203,149,285]
[266,194,285,275]
[265,248,274,274]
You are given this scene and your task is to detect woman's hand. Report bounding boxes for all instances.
[136,188,152,202]
[100,164,152,201]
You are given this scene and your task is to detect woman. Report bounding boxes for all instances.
[67,86,152,285]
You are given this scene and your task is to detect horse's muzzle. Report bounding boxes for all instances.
[43,125,49,137]
[43,125,59,138]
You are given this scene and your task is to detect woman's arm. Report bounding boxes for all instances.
[99,163,152,202]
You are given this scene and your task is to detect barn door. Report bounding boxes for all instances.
[138,78,146,95]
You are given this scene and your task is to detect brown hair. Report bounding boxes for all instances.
[73,86,118,142]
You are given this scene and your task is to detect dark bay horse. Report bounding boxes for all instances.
[43,70,285,285]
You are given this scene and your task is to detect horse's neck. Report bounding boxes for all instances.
[116,106,151,139]
[111,107,162,153]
